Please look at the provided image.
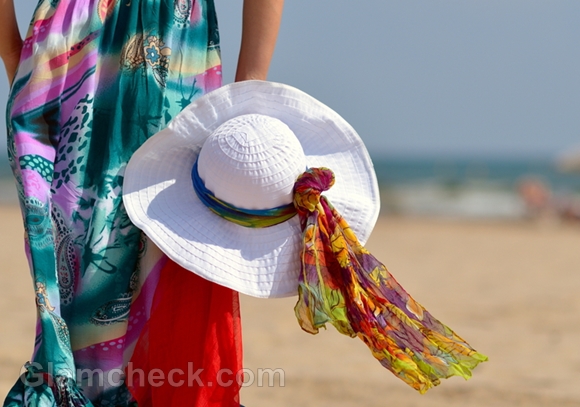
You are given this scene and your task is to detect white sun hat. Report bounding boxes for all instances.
[123,80,380,298]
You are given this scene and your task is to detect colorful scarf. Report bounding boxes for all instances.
[293,168,487,393]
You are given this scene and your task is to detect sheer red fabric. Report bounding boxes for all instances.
[127,260,242,406]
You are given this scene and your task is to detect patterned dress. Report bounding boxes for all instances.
[4,0,221,405]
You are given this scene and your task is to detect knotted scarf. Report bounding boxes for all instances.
[292,168,487,393]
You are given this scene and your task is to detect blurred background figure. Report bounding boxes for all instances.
[511,148,580,223]
[517,177,553,219]
[555,147,580,222]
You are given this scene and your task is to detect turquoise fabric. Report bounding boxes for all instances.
[4,1,221,405]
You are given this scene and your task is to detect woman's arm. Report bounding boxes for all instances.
[0,0,22,84]
[235,0,284,82]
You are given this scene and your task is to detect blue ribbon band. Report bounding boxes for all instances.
[191,160,297,228]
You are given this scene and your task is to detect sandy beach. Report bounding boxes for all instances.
[1,204,579,406]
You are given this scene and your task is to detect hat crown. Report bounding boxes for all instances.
[197,114,306,210]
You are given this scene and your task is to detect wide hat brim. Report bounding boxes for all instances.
[123,80,380,298]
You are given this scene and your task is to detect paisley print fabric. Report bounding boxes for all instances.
[4,1,221,405]
[292,168,488,394]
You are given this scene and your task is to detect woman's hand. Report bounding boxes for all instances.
[235,0,284,82]
[0,0,23,85]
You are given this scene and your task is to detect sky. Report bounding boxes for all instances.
[1,0,579,161]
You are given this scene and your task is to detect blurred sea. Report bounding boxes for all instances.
[374,157,580,219]
[1,155,579,219]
